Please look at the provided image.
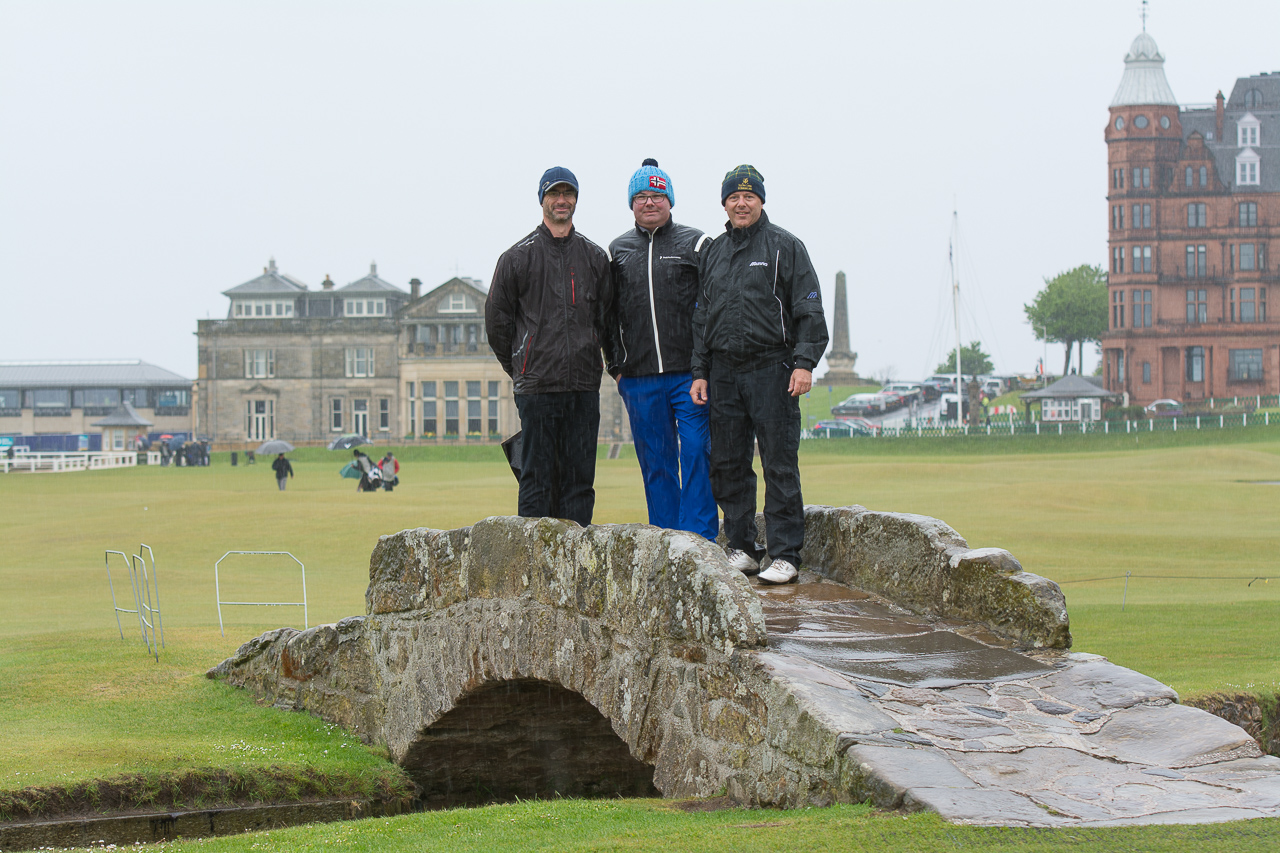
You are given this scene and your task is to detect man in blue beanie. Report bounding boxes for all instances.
[690,164,828,584]
[486,167,612,526]
[605,159,718,540]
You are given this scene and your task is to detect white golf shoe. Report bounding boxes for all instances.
[725,548,761,575]
[758,558,799,585]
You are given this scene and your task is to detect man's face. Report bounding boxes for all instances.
[542,184,577,224]
[631,191,671,231]
[724,191,763,229]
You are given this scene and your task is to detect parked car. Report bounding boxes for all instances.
[812,420,875,437]
[882,382,924,404]
[1144,399,1182,416]
[919,379,949,399]
[831,393,885,416]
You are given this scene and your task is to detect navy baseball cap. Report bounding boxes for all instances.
[539,166,579,202]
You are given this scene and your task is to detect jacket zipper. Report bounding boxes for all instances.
[771,248,786,344]
[646,231,664,373]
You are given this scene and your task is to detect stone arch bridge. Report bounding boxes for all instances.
[211,507,1280,825]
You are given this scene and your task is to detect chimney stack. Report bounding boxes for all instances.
[1216,90,1225,141]
[322,274,334,291]
[410,278,422,300]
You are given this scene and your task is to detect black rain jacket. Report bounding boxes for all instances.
[606,219,712,377]
[691,210,829,379]
[486,223,612,394]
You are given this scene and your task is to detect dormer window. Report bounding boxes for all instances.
[234,300,293,318]
[345,299,385,316]
[439,293,477,313]
[1237,148,1261,186]
[1244,89,1263,109]
[1238,112,1260,147]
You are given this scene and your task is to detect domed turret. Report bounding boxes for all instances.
[1111,32,1177,107]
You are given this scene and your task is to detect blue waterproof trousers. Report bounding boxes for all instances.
[617,372,719,540]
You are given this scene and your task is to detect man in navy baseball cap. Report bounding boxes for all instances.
[538,166,579,202]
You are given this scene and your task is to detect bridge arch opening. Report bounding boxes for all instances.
[401,679,658,808]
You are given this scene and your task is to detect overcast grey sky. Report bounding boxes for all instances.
[2,0,1277,381]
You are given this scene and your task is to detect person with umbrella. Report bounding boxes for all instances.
[271,453,294,490]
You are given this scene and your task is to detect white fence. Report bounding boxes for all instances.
[0,451,156,473]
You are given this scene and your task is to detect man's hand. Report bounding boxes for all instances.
[690,379,708,405]
[788,368,813,397]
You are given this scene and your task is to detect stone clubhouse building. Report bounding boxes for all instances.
[196,260,629,446]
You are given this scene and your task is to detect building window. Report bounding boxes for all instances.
[415,324,436,345]
[444,381,459,436]
[1112,205,1125,230]
[1131,167,1149,189]
[1131,203,1150,229]
[1237,151,1260,186]
[1244,89,1263,109]
[1239,202,1258,227]
[1112,168,1125,189]
[1131,289,1152,327]
[234,299,293,318]
[1186,203,1207,228]
[1233,287,1266,323]
[1229,349,1263,382]
[1238,116,1260,147]
[1140,245,1152,273]
[345,347,375,377]
[244,349,275,378]
[378,398,390,431]
[1199,166,1207,187]
[156,389,188,409]
[1185,244,1207,277]
[0,388,19,410]
[1142,362,1151,384]
[1112,290,1125,329]
[331,398,343,431]
[344,299,386,317]
[1113,246,1125,273]
[1186,289,1207,324]
[467,399,482,435]
[1185,166,1192,187]
[82,388,120,408]
[421,381,437,436]
[439,293,477,313]
[1142,204,1151,228]
[352,399,369,436]
[246,399,275,440]
[1117,353,1125,383]
[1240,243,1256,272]
[1185,346,1204,383]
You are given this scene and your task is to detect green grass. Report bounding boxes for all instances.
[71,800,1280,852]
[1,436,1279,842]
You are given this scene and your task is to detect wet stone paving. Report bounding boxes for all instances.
[751,573,1280,826]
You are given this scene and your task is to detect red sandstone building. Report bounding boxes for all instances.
[1102,31,1279,406]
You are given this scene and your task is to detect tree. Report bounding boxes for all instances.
[934,341,993,376]
[1024,265,1108,376]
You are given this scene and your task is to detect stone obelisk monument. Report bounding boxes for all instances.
[821,271,859,385]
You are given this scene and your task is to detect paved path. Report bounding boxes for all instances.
[753,574,1280,826]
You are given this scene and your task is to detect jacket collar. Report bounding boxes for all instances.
[537,222,576,243]
[633,215,674,239]
[725,209,769,242]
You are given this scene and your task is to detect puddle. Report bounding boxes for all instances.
[756,578,1053,688]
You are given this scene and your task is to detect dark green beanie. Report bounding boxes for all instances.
[721,164,765,204]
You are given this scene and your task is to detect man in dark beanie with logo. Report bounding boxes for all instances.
[690,165,828,584]
[486,166,612,527]
[605,158,718,540]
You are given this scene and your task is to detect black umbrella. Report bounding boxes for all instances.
[327,434,373,451]
[500,431,522,481]
[256,439,295,455]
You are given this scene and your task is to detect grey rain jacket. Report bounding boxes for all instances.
[606,219,712,377]
[486,223,612,395]
[691,210,829,379]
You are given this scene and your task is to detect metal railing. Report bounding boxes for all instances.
[104,544,163,661]
[214,551,307,637]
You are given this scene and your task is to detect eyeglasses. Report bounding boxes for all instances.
[633,193,669,207]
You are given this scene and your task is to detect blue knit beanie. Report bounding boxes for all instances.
[627,158,674,208]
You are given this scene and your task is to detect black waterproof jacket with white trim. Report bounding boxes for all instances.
[606,219,710,378]
[691,210,829,379]
[485,223,612,395]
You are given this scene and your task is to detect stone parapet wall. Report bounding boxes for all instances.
[800,506,1071,649]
